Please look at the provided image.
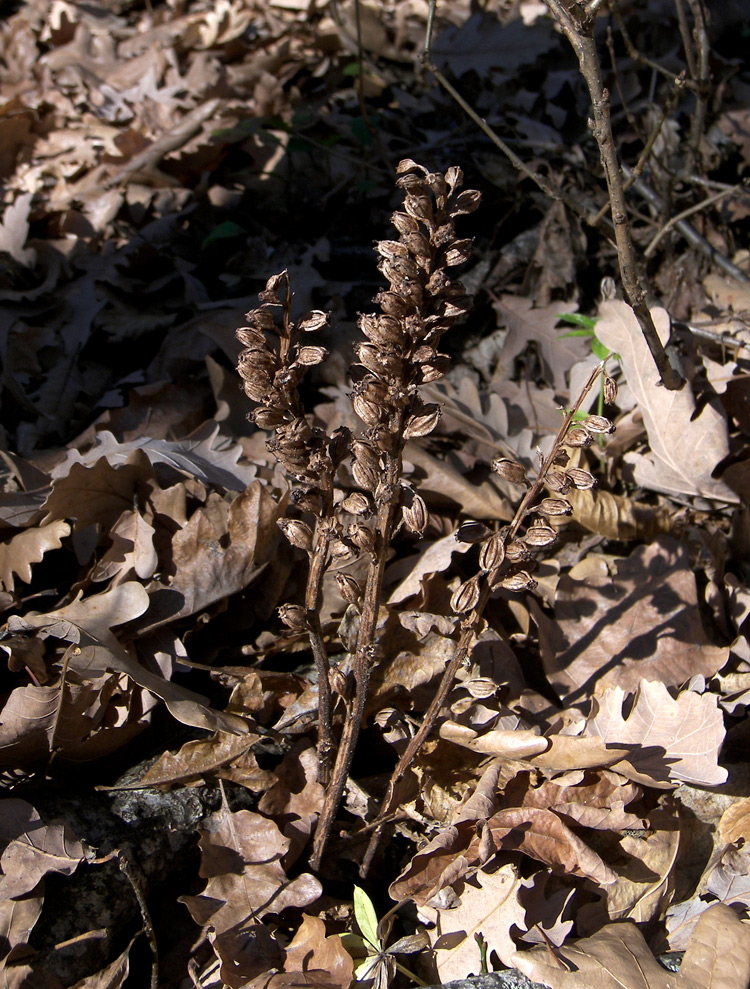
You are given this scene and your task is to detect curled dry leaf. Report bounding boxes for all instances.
[7,582,248,735]
[0,798,85,899]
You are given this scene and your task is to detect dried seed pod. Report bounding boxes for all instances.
[241,370,273,403]
[278,603,307,631]
[505,540,531,563]
[352,392,384,428]
[524,522,558,548]
[491,458,528,485]
[455,520,492,544]
[359,313,404,347]
[347,522,376,553]
[445,166,463,194]
[374,290,412,317]
[297,310,329,333]
[328,426,352,466]
[251,407,288,429]
[236,326,268,349]
[335,573,361,605]
[537,498,573,517]
[402,492,429,534]
[351,457,380,492]
[566,467,597,490]
[415,355,451,384]
[404,404,441,439]
[391,211,420,237]
[603,375,618,405]
[243,309,277,332]
[500,570,537,592]
[444,239,473,266]
[295,345,328,366]
[291,489,321,514]
[479,531,506,572]
[565,426,594,448]
[259,271,287,303]
[277,518,314,552]
[450,189,481,216]
[340,492,373,516]
[404,193,434,223]
[450,575,481,614]
[545,470,572,494]
[584,414,616,434]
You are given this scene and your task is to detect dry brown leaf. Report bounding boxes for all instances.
[595,301,737,503]
[0,519,70,592]
[584,680,727,787]
[90,508,157,585]
[405,442,513,521]
[0,798,84,899]
[41,455,152,532]
[514,903,750,989]
[471,808,618,885]
[8,582,248,735]
[180,805,322,935]
[492,295,588,392]
[213,922,285,989]
[273,915,353,989]
[438,721,549,759]
[534,537,729,703]
[718,796,750,844]
[423,864,527,979]
[504,771,646,832]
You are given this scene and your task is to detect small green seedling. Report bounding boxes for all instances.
[339,886,428,988]
[557,312,618,419]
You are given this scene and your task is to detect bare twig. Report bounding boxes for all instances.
[644,184,738,258]
[541,0,684,390]
[624,165,750,281]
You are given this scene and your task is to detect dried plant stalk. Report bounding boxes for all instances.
[237,161,481,870]
[361,360,616,875]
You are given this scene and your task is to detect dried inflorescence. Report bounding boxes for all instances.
[350,159,480,529]
[236,270,350,513]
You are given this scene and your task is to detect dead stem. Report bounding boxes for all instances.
[361,360,611,875]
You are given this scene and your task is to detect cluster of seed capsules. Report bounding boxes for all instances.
[448,409,616,613]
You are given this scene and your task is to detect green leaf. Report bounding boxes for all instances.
[591,339,612,360]
[557,312,598,330]
[201,221,246,250]
[353,886,381,950]
[343,61,361,77]
[559,328,596,339]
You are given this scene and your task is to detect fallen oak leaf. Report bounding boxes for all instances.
[595,301,737,504]
[7,582,248,735]
[512,902,750,989]
[584,680,727,787]
[0,519,71,592]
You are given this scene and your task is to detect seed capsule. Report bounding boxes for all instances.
[278,604,307,631]
[402,493,429,534]
[584,414,616,434]
[450,576,481,614]
[404,404,441,439]
[545,470,572,494]
[335,573,361,605]
[537,498,573,517]
[603,375,618,405]
[455,521,492,544]
[505,540,531,563]
[524,522,558,547]
[500,570,537,592]
[491,458,527,485]
[565,427,594,448]
[340,492,373,516]
[277,518,313,552]
[566,468,597,490]
[479,531,507,572]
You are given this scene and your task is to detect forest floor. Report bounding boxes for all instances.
[2,1,750,987]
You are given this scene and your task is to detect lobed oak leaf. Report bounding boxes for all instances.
[473,807,618,885]
[584,680,727,787]
[513,902,750,989]
[424,864,527,979]
[180,807,321,935]
[8,582,249,735]
[0,520,70,593]
[533,537,729,704]
[0,798,85,899]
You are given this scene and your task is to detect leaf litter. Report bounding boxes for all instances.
[1,0,750,986]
